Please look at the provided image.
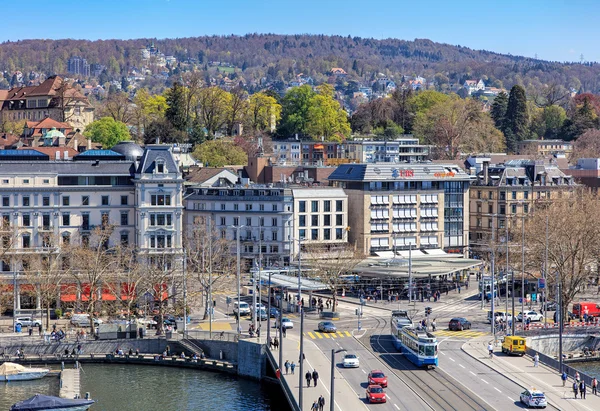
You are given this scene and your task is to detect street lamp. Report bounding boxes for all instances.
[232,221,245,334]
[330,348,346,411]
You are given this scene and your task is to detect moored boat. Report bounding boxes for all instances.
[11,394,95,411]
[0,362,49,382]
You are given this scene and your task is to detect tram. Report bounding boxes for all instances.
[391,311,438,368]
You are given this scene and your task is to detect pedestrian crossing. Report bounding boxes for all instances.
[305,331,353,340]
[433,329,489,339]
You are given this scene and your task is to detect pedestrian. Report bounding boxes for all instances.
[275,368,281,379]
[432,318,437,332]
[318,395,325,411]
[311,400,318,411]
[312,369,319,386]
[290,361,296,374]
[576,371,581,382]
[561,371,568,387]
[533,353,539,367]
[38,323,42,336]
[573,381,579,399]
[283,326,287,338]
[458,284,461,294]
[274,337,279,350]
[284,360,290,374]
[268,337,273,350]
[580,380,587,399]
[306,371,312,387]
[592,377,598,395]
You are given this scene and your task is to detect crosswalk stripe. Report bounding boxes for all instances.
[322,332,330,338]
[337,332,344,338]
[330,333,337,339]
[307,332,316,339]
[344,331,352,337]
[315,332,323,339]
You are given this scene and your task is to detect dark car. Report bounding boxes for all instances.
[542,301,557,311]
[269,307,280,318]
[448,317,471,331]
[153,314,177,328]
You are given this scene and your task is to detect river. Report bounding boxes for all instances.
[572,361,600,379]
[0,364,279,410]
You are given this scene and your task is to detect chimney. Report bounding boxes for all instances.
[73,139,78,151]
[55,151,61,161]
[483,160,489,185]
[87,139,91,150]
[63,151,69,161]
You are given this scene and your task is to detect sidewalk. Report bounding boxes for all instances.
[463,336,600,411]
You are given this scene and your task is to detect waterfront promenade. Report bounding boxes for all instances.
[465,336,600,411]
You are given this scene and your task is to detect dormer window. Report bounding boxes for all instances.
[155,158,166,174]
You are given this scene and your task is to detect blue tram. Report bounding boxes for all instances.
[391,311,438,368]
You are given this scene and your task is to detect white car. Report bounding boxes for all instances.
[517,311,543,322]
[342,353,360,368]
[277,318,294,329]
[15,317,41,327]
[520,388,547,408]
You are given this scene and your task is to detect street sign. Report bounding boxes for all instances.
[538,278,546,289]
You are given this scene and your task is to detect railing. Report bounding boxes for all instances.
[182,329,241,343]
[526,346,596,389]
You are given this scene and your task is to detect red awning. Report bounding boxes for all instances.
[60,294,77,302]
[101,293,117,301]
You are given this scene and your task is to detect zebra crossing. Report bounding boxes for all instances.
[305,331,353,340]
[433,329,489,339]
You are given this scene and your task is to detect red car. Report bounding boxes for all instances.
[366,385,386,404]
[368,370,388,388]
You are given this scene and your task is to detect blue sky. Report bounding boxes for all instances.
[1,0,598,62]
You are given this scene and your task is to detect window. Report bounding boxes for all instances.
[23,179,29,185]
[336,200,343,212]
[42,196,50,206]
[245,204,252,211]
[336,214,343,226]
[336,228,343,240]
[42,214,50,228]
[22,214,30,227]
[499,192,506,201]
[2,179,7,184]
[2,196,8,207]
[121,213,128,226]
[23,196,30,207]
[499,219,505,229]
[499,205,506,215]
[272,232,278,241]
[488,219,493,228]
[22,234,30,248]
[246,217,252,226]
[121,196,128,205]
[512,191,517,200]
[234,204,239,211]
[311,215,319,226]
[299,201,306,213]
[324,215,331,226]
[220,217,226,226]
[299,215,306,227]
[324,228,331,240]
[62,213,70,226]
[101,212,109,227]
[61,196,70,206]
[272,218,278,226]
[511,204,517,214]
[299,229,306,239]
[488,204,493,214]
[488,191,493,200]
[82,214,89,230]
[311,229,318,240]
[82,196,89,206]
[272,204,278,211]
[151,194,171,206]
[101,196,109,206]
[260,217,264,226]
[524,204,529,213]
[120,233,129,246]
[477,218,482,227]
[259,204,265,211]
[324,201,331,212]
[524,191,529,199]
[233,217,239,226]
[157,162,165,173]
[311,201,319,213]
[477,191,481,199]
[150,213,172,226]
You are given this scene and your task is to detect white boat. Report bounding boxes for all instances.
[11,394,95,411]
[0,362,49,382]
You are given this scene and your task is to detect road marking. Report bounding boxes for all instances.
[337,332,345,338]
[307,332,316,339]
[362,369,366,374]
[344,331,352,337]
[322,332,330,339]
[394,405,400,410]
[494,387,501,393]
[506,396,513,401]
[330,333,337,339]
[481,379,489,384]
[459,364,465,369]
[470,371,476,376]
[439,351,446,355]
[449,357,455,362]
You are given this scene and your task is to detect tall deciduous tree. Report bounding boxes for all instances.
[305,84,351,140]
[84,117,131,148]
[279,85,315,137]
[391,88,415,133]
[503,85,529,152]
[572,129,600,160]
[196,86,231,137]
[248,92,282,133]
[561,96,598,141]
[99,91,134,124]
[226,87,249,136]
[192,140,248,167]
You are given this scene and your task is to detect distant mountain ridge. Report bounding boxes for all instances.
[0,34,598,93]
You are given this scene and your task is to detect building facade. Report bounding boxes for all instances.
[328,163,471,256]
[346,138,429,163]
[516,139,573,158]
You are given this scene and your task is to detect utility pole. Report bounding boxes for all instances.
[521,215,525,331]
[408,243,412,304]
[183,250,187,335]
[330,348,346,411]
[505,221,509,327]
[233,220,245,334]
[209,218,213,338]
[279,286,283,370]
[558,270,563,373]
[491,250,496,337]
[543,215,548,329]
[267,270,272,343]
[299,308,304,411]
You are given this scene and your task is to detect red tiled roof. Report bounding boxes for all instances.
[3,76,87,101]
[27,117,71,130]
[0,133,20,148]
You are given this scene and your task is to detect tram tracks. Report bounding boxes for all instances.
[358,315,492,411]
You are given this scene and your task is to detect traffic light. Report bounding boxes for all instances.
[425,306,432,315]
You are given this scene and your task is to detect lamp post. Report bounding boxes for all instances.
[183,250,187,335]
[232,221,245,334]
[330,348,346,411]
[521,214,525,331]
[299,307,304,411]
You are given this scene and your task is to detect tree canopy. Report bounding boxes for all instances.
[192,140,248,167]
[84,117,131,148]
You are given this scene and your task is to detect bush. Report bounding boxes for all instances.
[54,308,62,318]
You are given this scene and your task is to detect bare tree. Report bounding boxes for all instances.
[97,92,134,124]
[226,86,249,136]
[103,246,144,321]
[186,219,235,320]
[533,83,570,108]
[303,243,362,312]
[0,219,21,319]
[524,189,600,322]
[572,129,600,161]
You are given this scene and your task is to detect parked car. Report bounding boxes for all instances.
[366,385,386,403]
[276,318,294,329]
[70,314,102,327]
[368,370,388,388]
[342,354,360,368]
[517,311,543,322]
[318,321,337,333]
[541,301,557,311]
[448,318,471,331]
[15,317,41,327]
[519,388,547,408]
[233,301,250,317]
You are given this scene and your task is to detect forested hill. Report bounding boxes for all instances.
[0,34,599,92]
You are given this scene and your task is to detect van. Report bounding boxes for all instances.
[572,302,600,319]
[233,301,250,317]
[70,314,102,327]
[502,335,526,356]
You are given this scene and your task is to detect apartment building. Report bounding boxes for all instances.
[345,137,429,163]
[328,163,471,256]
[516,139,573,158]
[469,158,575,250]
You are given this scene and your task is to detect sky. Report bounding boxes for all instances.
[1,0,598,63]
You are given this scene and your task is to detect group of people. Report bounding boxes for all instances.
[310,395,325,411]
[267,336,279,350]
[562,371,599,399]
[248,323,260,337]
[283,360,296,374]
[305,369,319,387]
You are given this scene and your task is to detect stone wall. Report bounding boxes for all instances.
[528,334,593,355]
[237,339,266,380]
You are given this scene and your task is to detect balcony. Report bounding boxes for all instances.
[38,225,53,232]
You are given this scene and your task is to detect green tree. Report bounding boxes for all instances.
[410,90,451,115]
[561,96,598,141]
[192,140,248,167]
[248,92,282,133]
[196,86,231,137]
[84,117,131,148]
[490,91,508,129]
[541,105,566,139]
[305,84,351,140]
[165,82,189,132]
[278,85,315,137]
[503,85,529,152]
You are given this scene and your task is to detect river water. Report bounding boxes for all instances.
[0,364,278,410]
[572,361,600,378]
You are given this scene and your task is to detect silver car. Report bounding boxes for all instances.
[520,389,547,408]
